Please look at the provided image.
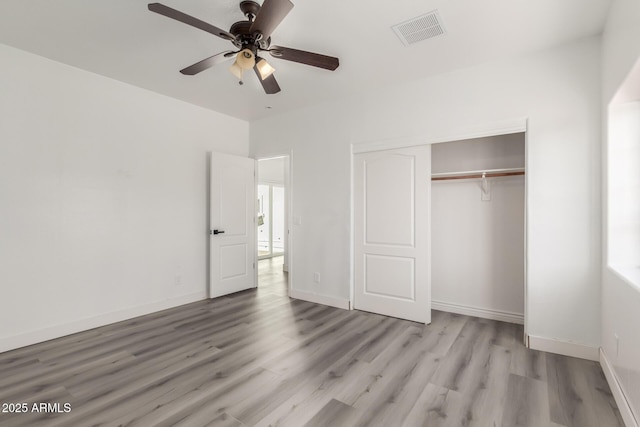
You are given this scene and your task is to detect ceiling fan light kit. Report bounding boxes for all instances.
[147,0,340,94]
[255,57,276,80]
[228,61,244,82]
[236,49,256,70]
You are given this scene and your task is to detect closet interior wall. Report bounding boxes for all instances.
[431,133,526,323]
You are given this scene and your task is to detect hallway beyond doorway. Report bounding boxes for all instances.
[258,255,288,297]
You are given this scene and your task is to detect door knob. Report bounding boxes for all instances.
[211,229,225,235]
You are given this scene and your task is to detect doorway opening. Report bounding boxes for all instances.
[430,133,526,328]
[256,155,291,296]
[258,183,285,259]
[350,120,528,330]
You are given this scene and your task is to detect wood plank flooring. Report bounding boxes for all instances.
[0,257,624,426]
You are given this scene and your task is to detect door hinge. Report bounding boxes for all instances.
[253,262,255,269]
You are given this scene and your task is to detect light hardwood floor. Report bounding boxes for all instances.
[0,257,624,426]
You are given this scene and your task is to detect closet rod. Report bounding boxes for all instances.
[431,168,525,181]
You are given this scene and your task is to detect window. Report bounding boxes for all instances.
[608,59,640,288]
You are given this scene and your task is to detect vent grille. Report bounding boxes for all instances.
[392,11,445,46]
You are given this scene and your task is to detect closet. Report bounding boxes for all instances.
[431,133,525,324]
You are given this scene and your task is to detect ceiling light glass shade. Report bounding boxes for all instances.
[236,48,255,70]
[229,61,244,81]
[255,58,275,80]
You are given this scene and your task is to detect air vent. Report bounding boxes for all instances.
[392,11,446,46]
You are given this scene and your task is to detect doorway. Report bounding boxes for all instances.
[256,155,291,295]
[350,120,528,331]
[430,133,526,326]
[258,183,285,259]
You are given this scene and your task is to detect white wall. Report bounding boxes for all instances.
[601,0,640,422]
[0,44,249,352]
[431,134,525,173]
[251,37,602,351]
[431,135,525,322]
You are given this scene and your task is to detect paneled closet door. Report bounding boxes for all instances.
[353,145,431,323]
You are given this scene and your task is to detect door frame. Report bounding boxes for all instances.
[350,118,529,339]
[256,152,293,296]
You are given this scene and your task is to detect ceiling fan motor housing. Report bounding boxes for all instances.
[230,21,271,50]
[232,1,271,50]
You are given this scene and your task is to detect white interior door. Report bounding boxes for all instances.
[354,145,431,323]
[210,152,256,298]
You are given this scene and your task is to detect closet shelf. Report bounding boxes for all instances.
[431,167,525,181]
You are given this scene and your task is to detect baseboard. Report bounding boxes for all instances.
[289,289,350,310]
[431,300,524,325]
[0,291,207,354]
[600,348,639,427]
[527,334,599,361]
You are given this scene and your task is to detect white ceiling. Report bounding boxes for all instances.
[0,0,612,121]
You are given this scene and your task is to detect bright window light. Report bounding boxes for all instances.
[608,59,640,288]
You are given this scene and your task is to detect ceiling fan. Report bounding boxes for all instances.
[148,0,340,94]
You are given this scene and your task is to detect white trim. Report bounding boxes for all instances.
[284,153,292,286]
[351,118,527,154]
[290,289,350,310]
[349,148,355,309]
[352,135,430,154]
[523,129,529,339]
[253,158,259,288]
[0,292,206,354]
[528,334,599,361]
[254,153,289,161]
[600,348,640,427]
[426,144,433,324]
[432,300,524,324]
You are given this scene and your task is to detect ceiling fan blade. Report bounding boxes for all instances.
[148,3,235,41]
[254,66,281,94]
[268,46,339,71]
[180,51,235,75]
[250,0,294,41]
